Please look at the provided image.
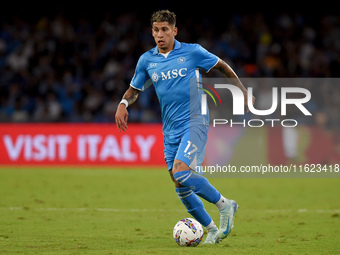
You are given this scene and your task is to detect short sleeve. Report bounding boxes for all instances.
[194,44,219,73]
[130,55,152,91]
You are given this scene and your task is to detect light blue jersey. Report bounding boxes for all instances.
[130,40,219,136]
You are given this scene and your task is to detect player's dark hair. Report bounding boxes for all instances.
[150,10,176,26]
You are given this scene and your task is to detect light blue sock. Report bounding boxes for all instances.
[173,170,221,204]
[175,187,212,227]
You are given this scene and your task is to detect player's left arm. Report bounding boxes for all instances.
[213,58,255,112]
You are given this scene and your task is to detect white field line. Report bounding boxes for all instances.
[0,207,340,214]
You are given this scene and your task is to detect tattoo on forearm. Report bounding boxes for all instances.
[216,59,237,78]
[123,87,140,105]
[215,59,247,93]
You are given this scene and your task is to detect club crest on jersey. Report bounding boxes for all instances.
[177,57,186,64]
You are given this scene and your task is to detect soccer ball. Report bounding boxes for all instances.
[173,218,204,247]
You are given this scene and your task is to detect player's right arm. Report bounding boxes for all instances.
[115,87,140,132]
[115,54,149,132]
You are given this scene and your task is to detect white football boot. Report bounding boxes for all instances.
[218,200,239,239]
[202,226,220,244]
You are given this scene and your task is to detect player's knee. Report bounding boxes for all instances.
[172,159,189,174]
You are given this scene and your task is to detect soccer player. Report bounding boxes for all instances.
[115,10,255,244]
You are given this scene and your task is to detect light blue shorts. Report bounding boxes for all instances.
[164,124,209,172]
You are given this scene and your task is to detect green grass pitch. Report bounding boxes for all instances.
[1,168,340,254]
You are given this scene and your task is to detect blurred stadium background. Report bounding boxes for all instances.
[0,4,340,123]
